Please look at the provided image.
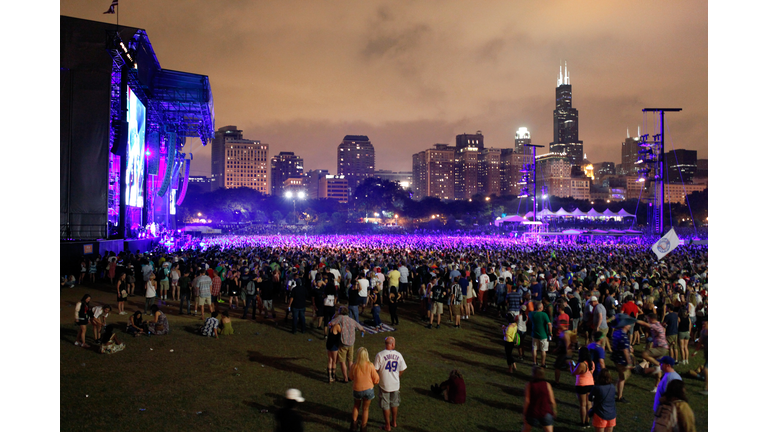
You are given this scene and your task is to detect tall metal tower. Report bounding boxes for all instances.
[636,108,681,235]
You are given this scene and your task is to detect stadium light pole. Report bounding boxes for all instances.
[285,191,306,224]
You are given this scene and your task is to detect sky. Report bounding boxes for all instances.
[60,0,707,177]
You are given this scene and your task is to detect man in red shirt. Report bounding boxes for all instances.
[210,273,222,311]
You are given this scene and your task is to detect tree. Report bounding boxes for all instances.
[331,212,346,225]
[272,210,284,223]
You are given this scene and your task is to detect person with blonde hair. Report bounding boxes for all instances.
[349,347,380,432]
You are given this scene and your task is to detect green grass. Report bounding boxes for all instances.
[61,285,707,431]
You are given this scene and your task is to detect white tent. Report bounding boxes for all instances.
[587,208,602,217]
[570,208,587,217]
[602,209,619,217]
[524,211,535,219]
[555,207,571,217]
[591,229,608,234]
[562,229,583,235]
[494,215,527,226]
[538,209,555,218]
[618,209,636,218]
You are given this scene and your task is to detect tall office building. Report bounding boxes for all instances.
[515,127,532,154]
[619,132,641,176]
[535,152,572,198]
[550,63,584,165]
[664,149,697,184]
[337,135,375,195]
[455,144,480,200]
[500,149,532,196]
[211,125,269,193]
[270,151,304,196]
[412,144,455,200]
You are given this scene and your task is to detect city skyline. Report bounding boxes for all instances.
[60,1,707,177]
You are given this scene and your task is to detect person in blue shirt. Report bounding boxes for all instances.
[587,331,606,377]
[653,356,682,412]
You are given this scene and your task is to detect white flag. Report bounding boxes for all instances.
[651,228,680,260]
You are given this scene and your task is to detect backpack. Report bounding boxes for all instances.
[651,401,680,432]
[246,280,257,296]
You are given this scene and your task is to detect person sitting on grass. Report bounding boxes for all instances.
[147,305,170,335]
[430,369,466,404]
[220,310,234,335]
[200,311,220,338]
[127,310,147,337]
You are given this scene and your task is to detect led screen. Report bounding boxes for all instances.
[126,86,146,207]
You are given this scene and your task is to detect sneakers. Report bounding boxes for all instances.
[435,324,441,329]
[617,397,629,403]
[650,387,658,394]
[74,341,81,346]
[427,324,432,329]
[119,311,127,315]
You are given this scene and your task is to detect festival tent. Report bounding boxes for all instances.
[625,229,641,233]
[608,229,625,233]
[524,211,535,219]
[618,209,636,218]
[538,209,555,218]
[494,215,527,226]
[587,208,602,217]
[562,229,583,235]
[602,209,619,217]
[555,207,571,217]
[590,229,608,233]
[570,208,587,217]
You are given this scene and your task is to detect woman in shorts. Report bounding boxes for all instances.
[349,347,380,432]
[589,369,617,432]
[677,308,692,365]
[569,346,595,428]
[116,272,128,315]
[74,294,92,348]
[170,263,180,301]
[326,323,341,383]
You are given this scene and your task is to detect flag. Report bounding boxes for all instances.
[651,228,680,260]
[104,0,118,14]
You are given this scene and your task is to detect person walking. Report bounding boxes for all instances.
[349,347,380,432]
[287,273,308,334]
[522,366,557,432]
[651,380,696,432]
[373,337,407,432]
[326,323,342,383]
[502,313,519,373]
[329,306,366,383]
[610,315,635,403]
[144,273,157,315]
[275,388,305,432]
[530,301,552,367]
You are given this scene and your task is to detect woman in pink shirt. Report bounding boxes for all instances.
[569,346,595,427]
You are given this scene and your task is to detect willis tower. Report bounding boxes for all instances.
[550,62,583,165]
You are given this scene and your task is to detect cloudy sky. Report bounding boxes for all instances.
[61,0,707,177]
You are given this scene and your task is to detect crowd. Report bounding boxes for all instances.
[67,232,706,431]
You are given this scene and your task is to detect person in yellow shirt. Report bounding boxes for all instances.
[503,314,519,373]
[387,268,401,292]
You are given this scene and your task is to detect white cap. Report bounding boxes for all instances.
[285,388,304,402]
[590,296,599,302]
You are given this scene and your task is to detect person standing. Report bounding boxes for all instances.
[591,296,610,352]
[328,306,365,383]
[116,273,128,315]
[651,380,696,432]
[522,367,556,432]
[529,301,552,367]
[195,269,214,321]
[450,277,463,328]
[178,268,192,315]
[74,294,92,348]
[373,337,407,432]
[144,273,157,315]
[478,268,490,312]
[287,273,308,334]
[652,356,682,410]
[569,346,595,428]
[662,307,679,362]
[349,347,380,432]
[590,370,617,432]
[502,314,519,373]
[610,315,635,403]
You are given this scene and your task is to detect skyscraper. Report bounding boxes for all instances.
[664,149,697,184]
[550,62,583,165]
[211,125,269,193]
[270,151,304,196]
[479,148,501,196]
[515,127,532,154]
[456,131,484,151]
[412,144,455,201]
[337,135,375,195]
[619,132,641,176]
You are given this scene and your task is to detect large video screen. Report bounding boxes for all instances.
[125,86,146,207]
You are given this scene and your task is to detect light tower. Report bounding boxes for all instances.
[636,108,681,235]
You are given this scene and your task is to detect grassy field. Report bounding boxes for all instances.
[60,284,707,431]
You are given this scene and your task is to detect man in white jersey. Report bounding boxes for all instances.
[374,336,407,431]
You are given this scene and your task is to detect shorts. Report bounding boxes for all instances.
[646,347,669,358]
[450,304,461,315]
[354,388,375,401]
[379,389,400,410]
[263,300,274,311]
[616,364,631,380]
[533,338,549,351]
[197,296,212,307]
[678,331,690,340]
[526,413,554,427]
[460,298,467,307]
[666,334,679,346]
[338,344,355,363]
[159,280,169,290]
[576,385,594,395]
[598,326,609,335]
[431,302,443,315]
[592,414,617,428]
